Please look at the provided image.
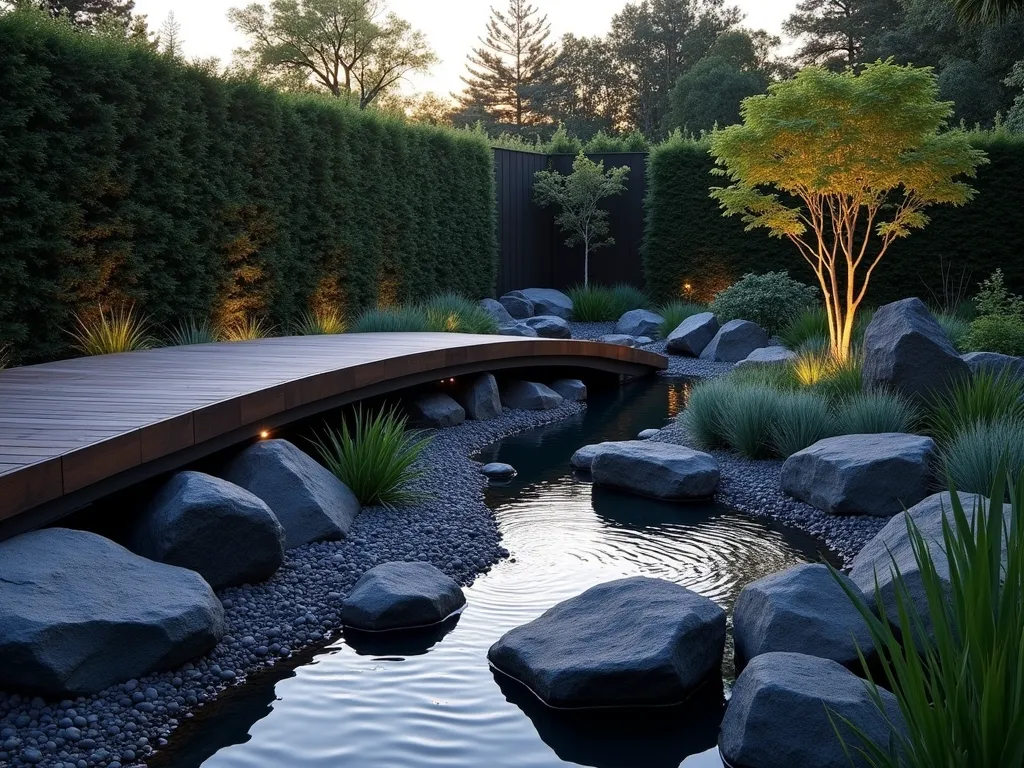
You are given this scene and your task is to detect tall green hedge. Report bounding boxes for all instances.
[0,11,497,363]
[643,134,1024,307]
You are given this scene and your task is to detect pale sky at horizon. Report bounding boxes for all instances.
[132,0,797,98]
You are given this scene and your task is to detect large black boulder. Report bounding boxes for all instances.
[341,561,466,631]
[720,652,904,768]
[130,470,285,589]
[0,528,224,696]
[454,373,502,420]
[488,576,726,708]
[223,438,361,549]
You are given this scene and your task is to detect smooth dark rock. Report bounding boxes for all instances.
[223,439,361,549]
[638,428,661,439]
[699,319,771,362]
[667,312,720,356]
[591,441,720,500]
[524,315,571,339]
[0,529,224,696]
[570,441,634,471]
[481,462,516,480]
[518,288,573,319]
[550,378,587,402]
[500,380,564,410]
[454,373,502,420]
[862,298,970,399]
[735,346,798,368]
[720,652,904,768]
[488,576,726,708]
[614,309,663,338]
[849,491,1008,641]
[781,433,936,517]
[479,298,513,325]
[733,564,874,671]
[499,291,534,319]
[497,322,538,337]
[635,336,654,345]
[961,351,1024,379]
[407,392,466,428]
[130,471,285,589]
[598,333,642,347]
[341,562,465,631]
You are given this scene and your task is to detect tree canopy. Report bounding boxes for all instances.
[229,0,436,107]
[710,61,988,359]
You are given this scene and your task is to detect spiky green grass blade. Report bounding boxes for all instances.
[167,317,217,346]
[70,303,153,355]
[837,391,920,435]
[656,300,707,339]
[219,316,276,342]
[940,418,1024,495]
[927,370,1024,445]
[421,293,497,334]
[720,385,785,459]
[310,405,432,508]
[292,308,346,335]
[567,284,618,322]
[352,307,430,333]
[770,391,837,457]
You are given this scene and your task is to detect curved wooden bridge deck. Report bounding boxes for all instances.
[0,333,666,535]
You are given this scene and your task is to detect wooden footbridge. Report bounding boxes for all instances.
[0,333,665,537]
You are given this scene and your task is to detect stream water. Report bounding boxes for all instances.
[159,378,833,768]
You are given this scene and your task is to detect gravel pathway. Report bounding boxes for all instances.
[566,322,734,379]
[0,403,585,768]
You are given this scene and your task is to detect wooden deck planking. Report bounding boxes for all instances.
[0,333,666,532]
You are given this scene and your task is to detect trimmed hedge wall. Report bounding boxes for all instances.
[0,11,497,363]
[643,134,1024,307]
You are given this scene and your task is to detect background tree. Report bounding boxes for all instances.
[607,0,741,135]
[952,0,1024,22]
[783,0,902,68]
[534,154,629,286]
[156,11,181,58]
[534,34,622,138]
[710,62,987,361]
[229,0,436,107]
[39,0,133,27]
[456,0,556,128]
[665,30,775,132]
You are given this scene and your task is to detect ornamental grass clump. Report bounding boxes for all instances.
[720,385,785,459]
[567,284,618,321]
[780,306,829,351]
[940,419,1024,496]
[836,391,920,435]
[831,469,1024,767]
[352,306,430,333]
[70,303,153,355]
[935,310,970,352]
[292,308,346,335]
[609,283,650,315]
[167,317,217,346]
[679,378,735,450]
[0,344,10,370]
[421,293,497,334]
[219,315,276,342]
[926,370,1024,445]
[310,405,432,508]
[656,300,706,339]
[770,391,836,457]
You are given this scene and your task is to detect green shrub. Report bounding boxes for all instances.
[0,9,496,363]
[973,268,1024,318]
[720,385,785,459]
[421,293,497,334]
[927,370,1024,444]
[292,308,346,335]
[779,307,829,351]
[310,405,432,508]
[609,283,650,315]
[836,390,920,435]
[656,300,706,339]
[167,317,217,346]
[940,418,1024,495]
[568,284,619,321]
[352,307,430,333]
[709,271,819,336]
[770,391,836,457]
[70,304,153,355]
[962,314,1024,356]
[935,310,971,351]
[831,470,1024,766]
[680,378,734,450]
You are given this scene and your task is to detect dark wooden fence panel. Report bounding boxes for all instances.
[494,149,648,296]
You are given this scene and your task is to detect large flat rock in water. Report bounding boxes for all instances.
[341,562,466,631]
[781,433,935,517]
[0,528,224,696]
[862,297,970,399]
[720,652,904,768]
[130,470,285,589]
[488,576,726,708]
[849,491,1008,642]
[223,438,361,549]
[590,441,719,499]
[733,563,874,672]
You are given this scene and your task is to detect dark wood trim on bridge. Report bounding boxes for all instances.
[0,333,666,537]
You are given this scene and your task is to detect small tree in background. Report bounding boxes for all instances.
[534,153,629,287]
[710,61,987,361]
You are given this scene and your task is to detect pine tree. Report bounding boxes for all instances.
[41,0,135,28]
[457,0,557,127]
[158,11,182,58]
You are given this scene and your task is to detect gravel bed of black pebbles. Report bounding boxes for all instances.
[652,421,886,564]
[566,322,734,379]
[0,402,585,768]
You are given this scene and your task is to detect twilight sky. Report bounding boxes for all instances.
[133,0,796,97]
